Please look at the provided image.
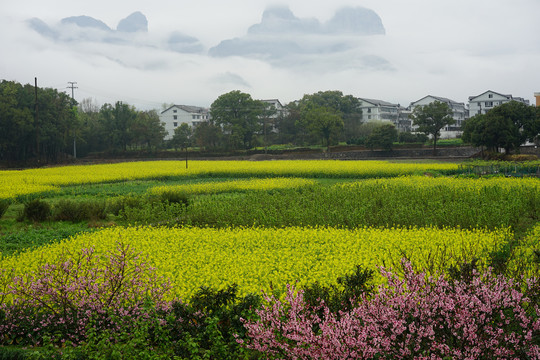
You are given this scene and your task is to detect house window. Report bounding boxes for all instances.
[173,115,178,120]
[173,110,177,113]
[173,122,178,127]
[485,102,493,107]
[192,115,196,119]
[488,94,493,98]
[367,108,372,113]
[368,115,371,120]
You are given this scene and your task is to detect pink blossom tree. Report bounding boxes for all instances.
[0,243,172,346]
[241,261,540,359]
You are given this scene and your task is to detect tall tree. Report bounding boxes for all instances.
[78,98,108,156]
[461,114,489,150]
[276,102,302,145]
[409,100,454,155]
[297,91,362,143]
[99,101,137,151]
[462,101,538,154]
[171,123,192,150]
[0,80,77,164]
[0,81,34,163]
[210,90,265,150]
[193,120,223,150]
[37,86,77,162]
[131,110,166,150]
[300,106,344,150]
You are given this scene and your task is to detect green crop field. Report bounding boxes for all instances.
[0,159,538,359]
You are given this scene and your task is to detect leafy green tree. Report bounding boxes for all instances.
[488,101,537,153]
[300,106,344,150]
[0,80,34,163]
[99,101,137,151]
[193,120,223,150]
[131,110,166,150]
[38,87,78,162]
[77,98,109,156]
[462,101,538,153]
[461,114,489,150]
[171,123,192,150]
[278,102,303,145]
[365,123,398,150]
[297,91,362,143]
[210,90,265,149]
[409,100,454,155]
[0,80,77,164]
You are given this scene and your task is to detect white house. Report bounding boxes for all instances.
[260,99,287,133]
[261,99,285,115]
[160,105,210,140]
[468,90,530,117]
[409,95,467,138]
[357,98,400,123]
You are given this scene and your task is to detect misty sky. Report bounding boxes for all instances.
[1,0,539,110]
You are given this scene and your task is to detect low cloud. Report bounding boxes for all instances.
[27,12,205,55]
[210,72,251,88]
[2,1,538,111]
[209,5,387,69]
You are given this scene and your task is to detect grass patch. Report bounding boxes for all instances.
[0,223,92,256]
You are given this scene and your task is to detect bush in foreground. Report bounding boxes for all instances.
[19,199,51,222]
[0,243,172,346]
[241,261,540,359]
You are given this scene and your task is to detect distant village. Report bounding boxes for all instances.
[159,90,539,141]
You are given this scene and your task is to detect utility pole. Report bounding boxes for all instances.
[67,82,78,159]
[35,77,39,163]
[67,81,78,100]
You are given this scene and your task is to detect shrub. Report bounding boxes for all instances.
[20,199,51,222]
[119,201,186,225]
[0,347,30,359]
[53,199,86,222]
[302,265,375,314]
[0,199,11,220]
[242,261,540,359]
[0,243,172,346]
[398,132,428,144]
[365,124,398,151]
[156,190,190,206]
[168,284,261,359]
[107,194,146,216]
[53,199,108,223]
[81,200,107,221]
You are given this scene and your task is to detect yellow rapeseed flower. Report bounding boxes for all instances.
[0,226,512,301]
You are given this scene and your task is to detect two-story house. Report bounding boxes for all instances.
[358,98,400,123]
[159,105,210,140]
[357,98,415,132]
[468,90,530,117]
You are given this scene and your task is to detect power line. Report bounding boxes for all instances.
[77,85,164,109]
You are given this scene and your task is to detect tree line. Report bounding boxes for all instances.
[0,80,166,165]
[2,79,539,166]
[462,101,540,154]
[182,90,402,152]
[181,91,539,155]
